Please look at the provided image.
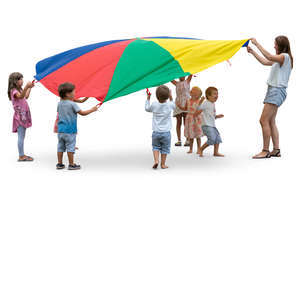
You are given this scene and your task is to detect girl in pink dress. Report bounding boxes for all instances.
[178,87,205,154]
[8,72,35,161]
[171,75,193,147]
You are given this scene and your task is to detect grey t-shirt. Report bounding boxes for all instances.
[198,100,216,127]
[57,100,81,133]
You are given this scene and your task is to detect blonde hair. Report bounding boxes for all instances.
[191,86,202,97]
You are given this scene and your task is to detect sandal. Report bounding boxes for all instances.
[18,156,34,162]
[175,141,182,146]
[252,149,271,159]
[184,141,190,147]
[270,149,281,157]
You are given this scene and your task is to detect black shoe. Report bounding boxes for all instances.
[68,164,81,170]
[56,163,65,169]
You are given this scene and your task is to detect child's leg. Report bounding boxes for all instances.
[152,150,159,169]
[175,115,182,143]
[183,114,189,146]
[57,152,64,164]
[187,138,194,153]
[65,134,79,167]
[17,126,26,158]
[161,132,170,169]
[57,133,66,166]
[67,152,74,165]
[213,144,224,157]
[161,154,168,169]
[199,143,209,156]
[196,138,201,154]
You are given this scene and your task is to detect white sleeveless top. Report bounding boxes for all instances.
[267,53,292,88]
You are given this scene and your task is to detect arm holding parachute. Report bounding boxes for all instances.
[250,38,284,66]
[247,45,273,66]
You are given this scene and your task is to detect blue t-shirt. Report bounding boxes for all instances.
[57,100,81,133]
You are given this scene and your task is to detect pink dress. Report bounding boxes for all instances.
[11,89,32,133]
[173,80,190,116]
[184,99,203,139]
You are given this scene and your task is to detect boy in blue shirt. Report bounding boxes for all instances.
[145,85,175,169]
[56,82,98,170]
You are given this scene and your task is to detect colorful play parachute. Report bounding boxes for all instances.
[35,37,249,103]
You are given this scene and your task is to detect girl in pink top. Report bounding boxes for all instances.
[8,72,35,161]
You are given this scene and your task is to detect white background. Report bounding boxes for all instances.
[1,1,299,299]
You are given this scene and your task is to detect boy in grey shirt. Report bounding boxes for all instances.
[56,82,98,170]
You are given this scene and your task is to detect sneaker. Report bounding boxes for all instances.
[56,163,65,169]
[68,164,81,170]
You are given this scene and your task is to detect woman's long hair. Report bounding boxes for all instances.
[275,36,293,68]
[8,72,23,100]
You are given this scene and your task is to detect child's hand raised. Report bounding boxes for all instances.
[146,88,151,100]
[91,105,98,112]
[26,81,35,89]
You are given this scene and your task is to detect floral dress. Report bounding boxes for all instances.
[184,98,203,139]
[173,80,190,117]
[11,88,32,133]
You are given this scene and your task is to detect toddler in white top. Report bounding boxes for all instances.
[198,87,224,157]
[145,85,175,169]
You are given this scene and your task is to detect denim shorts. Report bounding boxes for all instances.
[57,133,77,153]
[152,131,171,154]
[202,126,222,145]
[264,86,287,107]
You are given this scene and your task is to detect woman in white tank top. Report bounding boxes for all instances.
[247,36,293,159]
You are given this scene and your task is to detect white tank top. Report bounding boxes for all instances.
[267,53,292,88]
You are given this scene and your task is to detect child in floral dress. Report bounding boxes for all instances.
[178,86,205,154]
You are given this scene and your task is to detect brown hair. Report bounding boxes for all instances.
[8,72,23,100]
[205,87,218,99]
[156,85,170,103]
[275,36,293,68]
[58,82,75,99]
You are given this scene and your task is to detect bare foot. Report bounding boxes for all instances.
[214,152,224,157]
[161,165,169,169]
[152,163,159,169]
[187,150,193,154]
[196,149,201,155]
[198,150,203,157]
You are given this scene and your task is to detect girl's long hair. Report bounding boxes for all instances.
[8,72,23,100]
[275,36,293,68]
